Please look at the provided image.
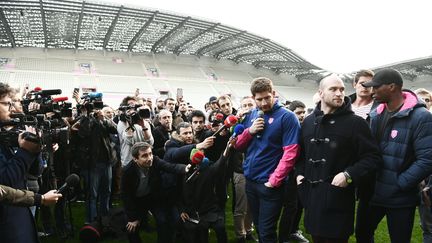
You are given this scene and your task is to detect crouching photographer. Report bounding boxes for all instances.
[72,93,118,223]
[0,82,42,243]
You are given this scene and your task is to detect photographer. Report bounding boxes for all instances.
[74,101,118,223]
[118,102,154,168]
[0,82,42,243]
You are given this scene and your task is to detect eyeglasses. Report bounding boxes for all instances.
[0,101,13,111]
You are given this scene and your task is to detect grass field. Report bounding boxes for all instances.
[39,189,423,243]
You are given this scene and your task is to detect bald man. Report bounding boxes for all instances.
[296,75,381,243]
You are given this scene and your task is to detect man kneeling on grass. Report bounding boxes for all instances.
[121,142,191,243]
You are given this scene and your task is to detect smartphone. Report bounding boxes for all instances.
[176,88,183,98]
[73,87,79,94]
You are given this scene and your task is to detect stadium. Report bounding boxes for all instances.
[1,0,432,243]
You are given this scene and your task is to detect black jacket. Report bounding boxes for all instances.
[296,97,382,239]
[180,154,228,219]
[77,116,117,168]
[162,132,197,204]
[152,125,172,158]
[121,157,187,222]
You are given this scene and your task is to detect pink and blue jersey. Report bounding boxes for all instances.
[235,101,300,187]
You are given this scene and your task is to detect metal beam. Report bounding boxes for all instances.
[232,49,285,63]
[195,30,246,56]
[214,38,268,59]
[173,22,219,55]
[0,8,15,47]
[151,16,190,53]
[75,0,85,48]
[103,5,123,49]
[39,0,48,48]
[253,60,296,68]
[127,11,157,52]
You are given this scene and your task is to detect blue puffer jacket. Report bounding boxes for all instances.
[370,90,432,208]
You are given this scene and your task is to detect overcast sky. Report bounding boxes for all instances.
[108,0,432,73]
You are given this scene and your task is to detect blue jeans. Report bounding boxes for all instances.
[82,162,112,222]
[246,180,284,243]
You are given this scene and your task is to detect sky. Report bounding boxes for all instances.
[108,0,432,73]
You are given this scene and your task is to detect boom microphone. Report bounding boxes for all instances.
[256,110,264,139]
[56,173,80,194]
[35,89,62,96]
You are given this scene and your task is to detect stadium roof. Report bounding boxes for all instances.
[0,0,326,80]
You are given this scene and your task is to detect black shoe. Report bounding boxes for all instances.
[246,233,258,242]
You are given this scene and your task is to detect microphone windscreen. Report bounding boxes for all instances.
[215,113,224,121]
[200,157,210,169]
[189,148,199,161]
[39,89,62,96]
[224,115,238,127]
[258,110,264,117]
[88,92,103,99]
[233,124,245,135]
[53,96,69,102]
[65,173,80,187]
[190,150,205,165]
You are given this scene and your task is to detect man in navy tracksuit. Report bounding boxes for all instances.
[234,77,300,243]
[362,69,432,243]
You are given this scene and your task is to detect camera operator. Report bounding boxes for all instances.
[73,100,118,223]
[0,82,42,243]
[118,104,154,168]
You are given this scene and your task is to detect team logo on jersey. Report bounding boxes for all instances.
[268,117,274,124]
[390,130,398,139]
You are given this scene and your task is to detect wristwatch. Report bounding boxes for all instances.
[343,171,352,184]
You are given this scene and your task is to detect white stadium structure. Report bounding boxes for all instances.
[0,0,431,109]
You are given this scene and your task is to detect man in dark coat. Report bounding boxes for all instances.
[0,82,42,243]
[296,74,381,243]
[361,69,432,243]
[121,142,190,243]
[159,122,214,243]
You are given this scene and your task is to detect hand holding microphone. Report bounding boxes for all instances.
[212,115,238,137]
[187,149,209,182]
[249,110,265,138]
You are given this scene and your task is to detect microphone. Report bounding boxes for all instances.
[186,157,210,182]
[56,173,80,194]
[52,96,69,102]
[215,113,224,122]
[256,110,264,139]
[212,115,238,137]
[190,149,205,165]
[231,124,245,138]
[34,89,62,96]
[81,92,103,99]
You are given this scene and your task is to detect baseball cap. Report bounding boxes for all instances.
[209,96,217,103]
[362,68,403,87]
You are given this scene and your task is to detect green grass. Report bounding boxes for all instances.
[39,189,423,243]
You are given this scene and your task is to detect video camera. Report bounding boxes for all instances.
[78,92,104,112]
[22,88,72,118]
[0,113,69,147]
[118,104,151,125]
